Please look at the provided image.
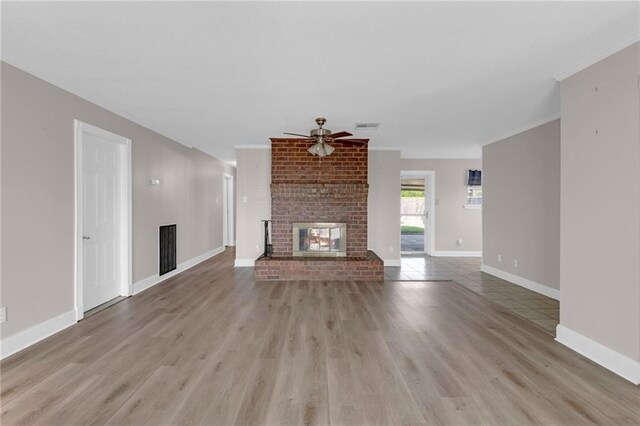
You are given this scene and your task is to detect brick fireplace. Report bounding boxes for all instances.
[254,138,383,281]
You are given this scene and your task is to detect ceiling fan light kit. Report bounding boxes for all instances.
[285,117,367,158]
[307,142,334,157]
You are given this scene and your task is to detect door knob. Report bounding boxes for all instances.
[82,236,91,240]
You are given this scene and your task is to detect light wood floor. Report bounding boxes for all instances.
[1,249,638,425]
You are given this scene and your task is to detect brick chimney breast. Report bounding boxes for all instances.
[255,138,383,281]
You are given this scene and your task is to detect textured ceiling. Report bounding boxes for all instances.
[2,1,638,163]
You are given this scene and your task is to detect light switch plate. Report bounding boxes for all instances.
[0,306,7,324]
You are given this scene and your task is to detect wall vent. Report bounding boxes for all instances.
[159,224,177,276]
[354,122,380,130]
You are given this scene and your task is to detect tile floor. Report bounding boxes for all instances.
[385,255,559,335]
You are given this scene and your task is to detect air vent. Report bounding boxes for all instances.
[354,122,380,130]
[159,224,177,276]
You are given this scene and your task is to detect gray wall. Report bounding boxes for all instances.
[234,148,271,263]
[401,159,482,253]
[368,150,401,262]
[1,62,234,338]
[560,43,640,361]
[234,148,405,264]
[483,119,561,290]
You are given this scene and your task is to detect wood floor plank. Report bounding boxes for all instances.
[1,248,638,425]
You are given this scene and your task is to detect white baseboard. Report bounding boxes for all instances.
[432,251,482,257]
[480,264,559,300]
[1,246,226,360]
[234,258,255,267]
[133,246,225,295]
[1,309,76,359]
[383,259,401,267]
[556,325,640,385]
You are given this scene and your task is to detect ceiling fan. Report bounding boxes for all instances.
[284,117,368,157]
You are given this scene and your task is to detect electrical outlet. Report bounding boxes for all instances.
[0,306,7,324]
[256,244,260,252]
[456,238,463,246]
[497,254,502,262]
[513,259,518,268]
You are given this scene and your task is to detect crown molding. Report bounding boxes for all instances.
[553,33,640,81]
[484,113,560,146]
[368,147,401,151]
[234,145,270,149]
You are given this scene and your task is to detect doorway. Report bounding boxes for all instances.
[75,121,132,320]
[223,174,235,246]
[400,171,435,255]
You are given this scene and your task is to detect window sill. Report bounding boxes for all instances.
[463,204,482,209]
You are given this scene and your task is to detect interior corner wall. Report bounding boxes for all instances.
[482,119,560,292]
[400,159,482,253]
[559,42,640,363]
[0,62,234,339]
[234,148,271,264]
[368,150,401,263]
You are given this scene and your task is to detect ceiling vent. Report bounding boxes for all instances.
[354,122,380,130]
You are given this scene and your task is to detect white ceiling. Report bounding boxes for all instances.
[2,1,638,163]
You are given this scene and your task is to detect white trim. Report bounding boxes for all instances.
[401,170,436,256]
[123,139,133,296]
[433,251,483,257]
[556,325,640,385]
[553,33,640,81]
[234,258,256,267]
[463,204,482,209]
[133,246,225,295]
[485,114,560,146]
[1,310,76,359]
[382,259,401,267]
[74,120,132,321]
[481,264,559,300]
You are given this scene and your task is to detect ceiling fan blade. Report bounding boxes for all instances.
[326,131,353,139]
[337,139,369,146]
[283,132,313,138]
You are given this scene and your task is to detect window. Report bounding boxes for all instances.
[465,169,482,208]
[466,186,482,208]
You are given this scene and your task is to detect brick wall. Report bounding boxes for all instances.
[271,139,368,184]
[270,138,369,257]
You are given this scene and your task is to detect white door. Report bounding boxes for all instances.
[423,176,430,254]
[226,177,234,245]
[81,127,126,311]
[223,175,235,246]
[400,172,435,255]
[400,177,427,253]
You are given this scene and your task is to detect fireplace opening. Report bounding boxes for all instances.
[292,222,347,257]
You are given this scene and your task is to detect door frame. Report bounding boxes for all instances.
[222,174,235,246]
[400,170,435,256]
[74,120,132,321]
